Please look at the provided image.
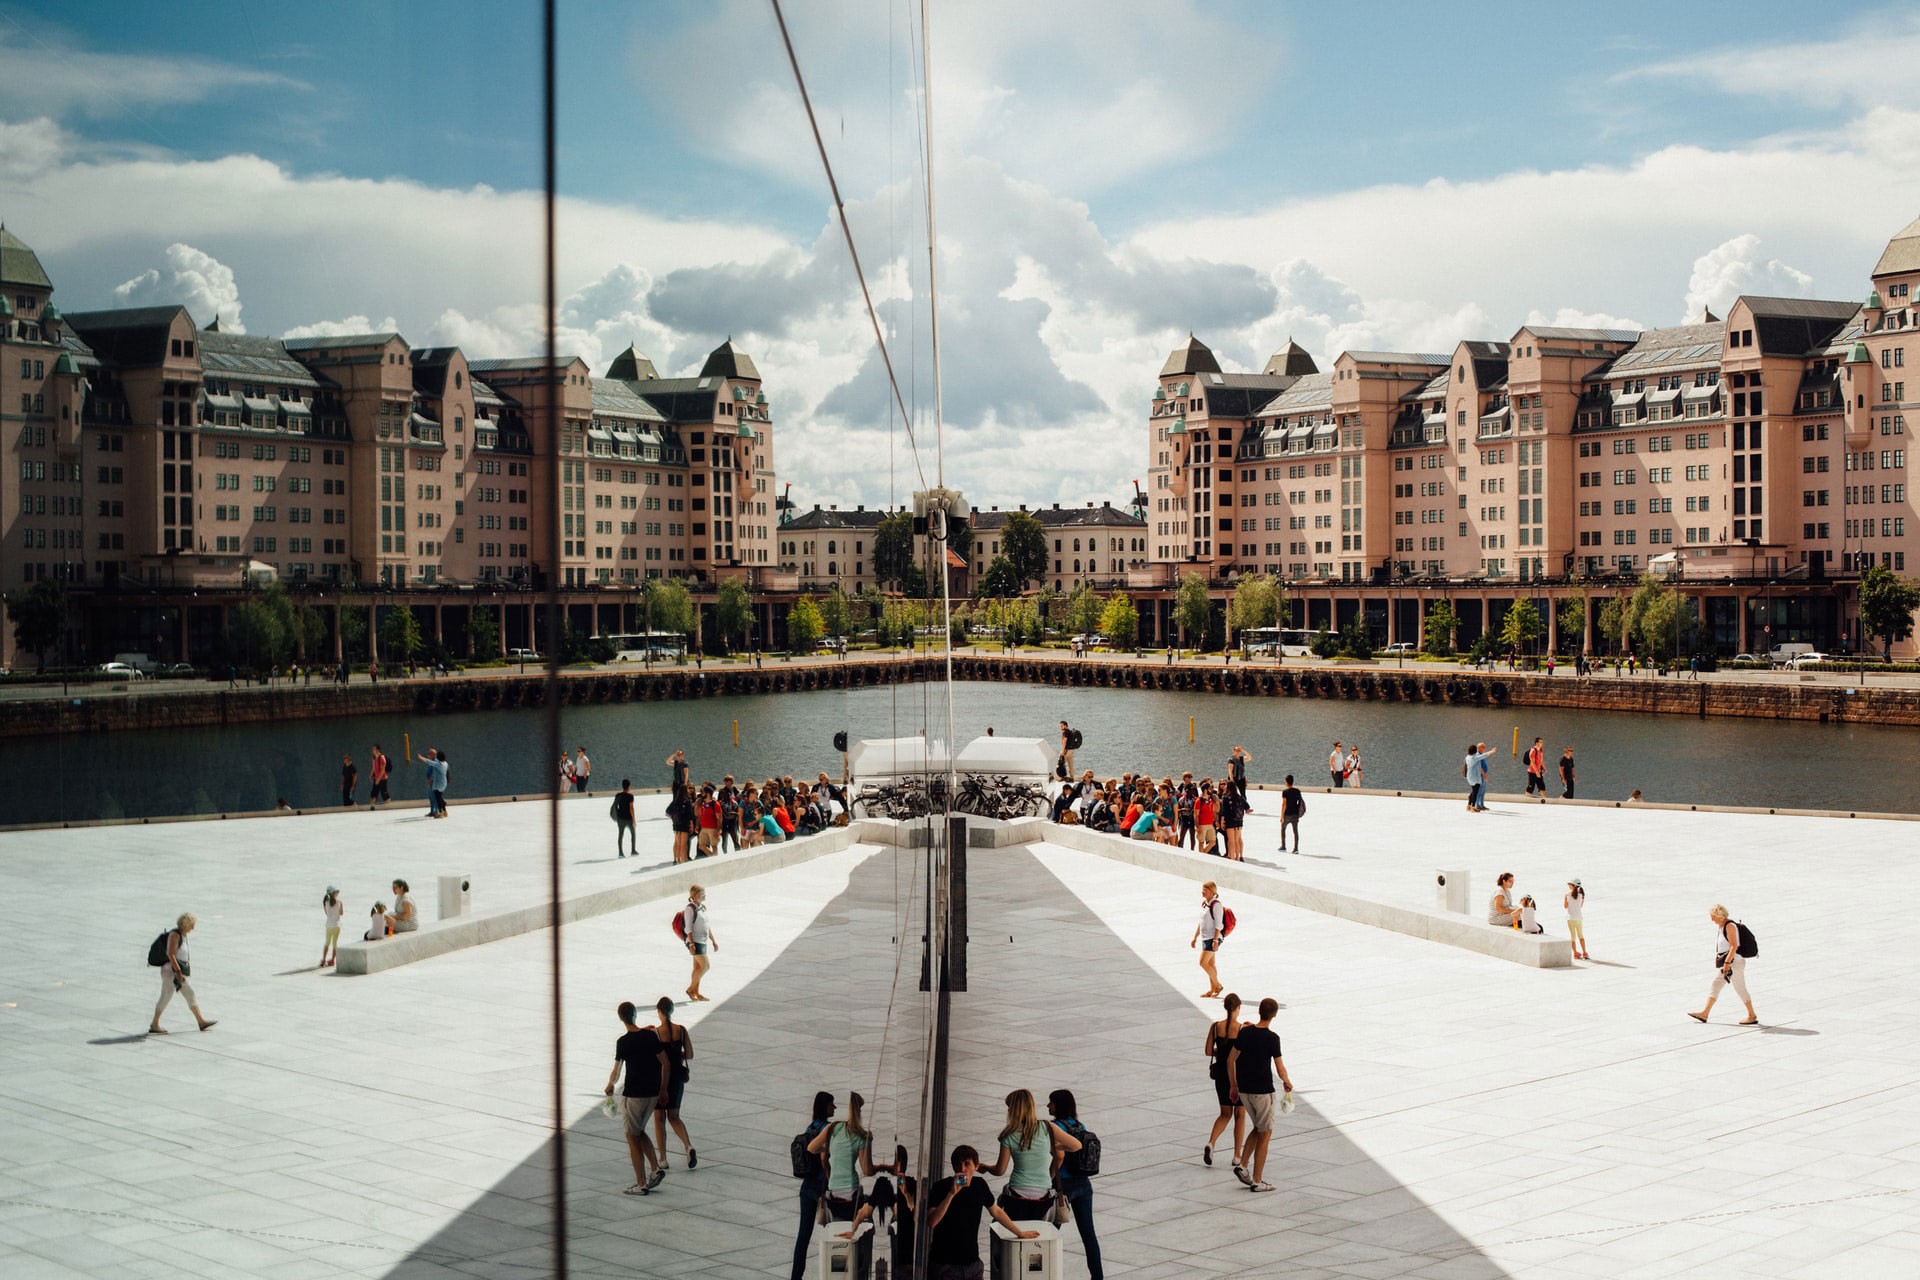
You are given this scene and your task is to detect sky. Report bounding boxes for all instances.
[6,0,1920,512]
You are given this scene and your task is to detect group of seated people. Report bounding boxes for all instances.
[679,772,850,854]
[1049,770,1241,849]
[364,879,418,940]
[1487,872,1545,934]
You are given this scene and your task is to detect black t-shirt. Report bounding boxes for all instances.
[670,758,688,791]
[614,791,635,822]
[1281,786,1304,819]
[1234,1025,1282,1094]
[342,763,357,789]
[1218,789,1247,829]
[928,1175,996,1264]
[1230,756,1246,784]
[616,1028,664,1096]
[1560,754,1576,780]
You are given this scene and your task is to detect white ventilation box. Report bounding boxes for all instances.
[438,874,471,920]
[1435,869,1469,915]
[990,1220,1061,1279]
[818,1219,873,1278]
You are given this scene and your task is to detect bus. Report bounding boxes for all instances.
[1238,627,1316,658]
[603,632,688,662]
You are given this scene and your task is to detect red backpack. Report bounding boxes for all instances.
[670,908,688,941]
[1217,902,1237,938]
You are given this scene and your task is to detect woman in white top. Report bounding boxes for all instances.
[1487,872,1519,928]
[366,902,391,940]
[150,912,215,1034]
[389,880,418,933]
[1189,881,1227,999]
[1689,905,1758,1026]
[1345,746,1363,789]
[1564,880,1587,960]
[320,887,344,968]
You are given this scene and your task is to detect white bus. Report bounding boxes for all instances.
[604,631,688,661]
[1238,627,1316,658]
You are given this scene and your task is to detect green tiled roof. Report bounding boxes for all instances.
[0,227,52,290]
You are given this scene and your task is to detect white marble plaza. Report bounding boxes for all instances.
[1,787,1917,1279]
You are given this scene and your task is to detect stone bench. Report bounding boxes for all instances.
[1043,824,1571,969]
[334,826,860,975]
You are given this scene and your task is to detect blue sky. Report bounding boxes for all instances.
[5,1,1920,507]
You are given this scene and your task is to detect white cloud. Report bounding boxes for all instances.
[1619,13,1920,111]
[282,314,400,341]
[1524,306,1644,333]
[1682,234,1814,321]
[112,243,247,332]
[0,29,304,120]
[0,116,63,180]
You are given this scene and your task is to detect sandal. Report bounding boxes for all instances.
[1686,1012,1707,1023]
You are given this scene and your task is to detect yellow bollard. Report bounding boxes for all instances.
[733,719,740,748]
[1512,726,1519,757]
[1190,715,1195,744]
[404,732,411,766]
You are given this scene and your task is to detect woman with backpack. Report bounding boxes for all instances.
[1689,905,1759,1026]
[651,997,696,1169]
[983,1088,1081,1221]
[806,1091,897,1225]
[1047,1089,1103,1280]
[790,1092,835,1280]
[149,913,215,1034]
[682,886,715,1002]
[1190,882,1228,998]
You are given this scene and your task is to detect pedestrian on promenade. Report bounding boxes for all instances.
[1176,772,1197,848]
[791,1092,835,1278]
[1463,741,1493,812]
[559,751,576,794]
[696,785,721,857]
[1226,997,1293,1193]
[720,776,741,851]
[1565,879,1588,960]
[1688,654,1700,681]
[604,1002,668,1195]
[149,913,215,1034]
[1203,992,1247,1179]
[369,657,379,684]
[1279,776,1305,853]
[681,886,716,1001]
[1229,746,1252,806]
[1059,720,1077,778]
[1046,1090,1103,1279]
[1218,777,1247,861]
[1525,737,1546,799]
[418,748,449,817]
[612,779,638,857]
[985,1088,1082,1222]
[320,887,343,967]
[808,1091,892,1224]
[1559,746,1576,799]
[1345,744,1363,789]
[651,997,696,1169]
[340,753,357,807]
[1329,741,1345,788]
[666,748,689,793]
[1191,881,1227,999]
[667,783,695,862]
[389,880,418,934]
[575,746,592,794]
[1689,906,1759,1026]
[1487,872,1520,928]
[928,1146,1039,1276]
[1195,783,1218,856]
[369,745,390,807]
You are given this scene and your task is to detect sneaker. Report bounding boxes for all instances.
[1250,1181,1276,1193]
[1233,1164,1253,1187]
[646,1168,666,1191]
[687,1149,698,1170]
[623,1183,649,1196]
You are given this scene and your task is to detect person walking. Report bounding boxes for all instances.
[1463,741,1493,812]
[1688,905,1759,1026]
[1559,746,1577,800]
[1329,741,1345,788]
[1203,992,1247,1183]
[791,1092,836,1279]
[320,887,344,968]
[1047,1090,1103,1280]
[149,913,215,1034]
[1226,997,1294,1193]
[612,779,638,857]
[682,886,716,1001]
[340,753,357,807]
[651,997,696,1169]
[559,751,577,795]
[604,1001,669,1195]
[1344,744,1362,789]
[1564,879,1588,961]
[695,785,721,857]
[575,746,592,794]
[983,1088,1082,1222]
[1278,776,1305,853]
[1525,737,1546,799]
[1190,881,1227,999]
[418,748,449,817]
[369,744,390,807]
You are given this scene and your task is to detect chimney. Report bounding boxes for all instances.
[856,504,865,511]
[1019,504,1028,512]
[1052,502,1060,509]
[813,504,821,512]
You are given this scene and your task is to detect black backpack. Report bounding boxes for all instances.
[790,1129,823,1179]
[1066,728,1083,750]
[1735,921,1758,958]
[1063,1120,1101,1177]
[147,930,174,967]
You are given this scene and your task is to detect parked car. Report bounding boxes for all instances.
[1729,653,1762,664]
[1382,642,1418,655]
[507,647,542,663]
[818,636,847,653]
[1786,652,1828,669]
[96,662,146,679]
[159,662,197,677]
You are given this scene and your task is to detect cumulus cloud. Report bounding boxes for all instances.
[112,243,246,332]
[282,313,400,340]
[0,116,63,180]
[1524,306,1645,333]
[1682,235,1815,321]
[0,29,304,120]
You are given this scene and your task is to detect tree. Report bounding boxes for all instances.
[1596,597,1626,653]
[4,577,65,670]
[339,601,368,662]
[1339,616,1375,660]
[787,596,825,653]
[1033,584,1059,635]
[1310,626,1340,659]
[231,600,287,670]
[949,607,969,646]
[1557,590,1588,654]
[1622,575,1697,661]
[466,605,499,659]
[1064,583,1103,637]
[380,606,423,664]
[1000,510,1048,589]
[820,586,852,639]
[1422,599,1459,657]
[874,512,915,590]
[1174,571,1211,648]
[714,579,753,654]
[645,577,696,640]
[1227,573,1280,638]
[1859,563,1920,659]
[978,555,1021,600]
[1500,599,1546,655]
[1098,592,1138,652]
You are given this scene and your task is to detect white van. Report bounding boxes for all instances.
[1768,643,1815,666]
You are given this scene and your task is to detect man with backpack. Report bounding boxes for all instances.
[148,913,215,1034]
[1059,721,1079,778]
[1190,881,1232,999]
[1278,775,1306,853]
[611,780,637,857]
